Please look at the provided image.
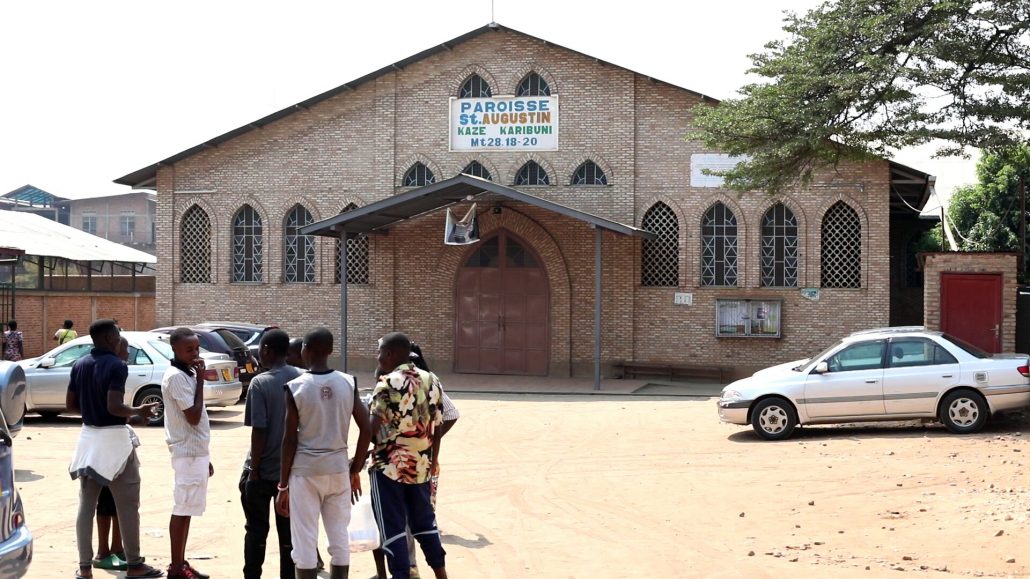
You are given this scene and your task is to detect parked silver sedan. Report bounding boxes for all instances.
[718,328,1030,440]
[18,331,242,425]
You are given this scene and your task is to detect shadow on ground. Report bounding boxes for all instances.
[441,532,491,549]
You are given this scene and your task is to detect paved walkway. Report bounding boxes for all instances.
[351,369,724,397]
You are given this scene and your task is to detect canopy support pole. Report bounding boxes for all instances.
[339,231,349,373]
[594,227,602,392]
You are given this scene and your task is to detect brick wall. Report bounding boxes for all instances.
[11,292,156,358]
[151,28,895,378]
[922,253,1018,353]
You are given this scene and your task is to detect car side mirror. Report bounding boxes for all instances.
[814,362,829,374]
[39,358,56,369]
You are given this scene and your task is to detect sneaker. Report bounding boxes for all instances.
[167,563,203,579]
[185,563,209,579]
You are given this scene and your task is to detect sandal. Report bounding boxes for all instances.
[93,553,127,570]
[126,563,165,578]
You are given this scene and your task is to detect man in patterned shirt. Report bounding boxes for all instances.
[369,333,447,579]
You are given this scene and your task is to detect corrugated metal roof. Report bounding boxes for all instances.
[300,174,656,239]
[3,184,67,206]
[114,23,719,188]
[0,211,156,263]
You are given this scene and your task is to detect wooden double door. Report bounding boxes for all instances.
[454,231,549,375]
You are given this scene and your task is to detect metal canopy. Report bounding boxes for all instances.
[300,174,656,240]
[889,161,933,216]
[0,211,156,264]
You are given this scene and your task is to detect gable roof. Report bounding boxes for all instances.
[113,22,719,189]
[300,174,655,239]
[3,184,67,206]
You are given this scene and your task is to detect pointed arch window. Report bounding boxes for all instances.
[335,203,369,285]
[232,205,263,282]
[571,161,608,186]
[821,202,861,288]
[180,205,211,283]
[514,161,550,186]
[459,74,492,98]
[641,202,679,287]
[516,72,551,96]
[403,162,435,187]
[761,204,799,287]
[461,161,492,180]
[283,204,315,283]
[701,203,738,287]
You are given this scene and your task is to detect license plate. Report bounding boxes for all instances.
[221,369,231,382]
[246,363,254,374]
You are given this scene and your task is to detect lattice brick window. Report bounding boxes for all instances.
[335,204,370,285]
[701,202,738,286]
[821,202,861,288]
[761,203,799,287]
[284,204,315,283]
[641,202,679,287]
[232,204,263,282]
[403,162,436,187]
[514,161,549,186]
[459,74,492,98]
[571,161,607,186]
[516,72,551,96]
[462,161,492,180]
[180,205,211,283]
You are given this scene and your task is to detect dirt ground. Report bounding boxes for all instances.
[16,393,1030,578]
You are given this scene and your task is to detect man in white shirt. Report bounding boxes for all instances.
[160,327,213,579]
[275,328,371,579]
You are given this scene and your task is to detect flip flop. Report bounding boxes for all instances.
[93,554,127,570]
[126,564,165,578]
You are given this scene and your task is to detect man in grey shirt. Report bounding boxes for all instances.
[241,329,302,579]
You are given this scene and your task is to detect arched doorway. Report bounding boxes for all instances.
[454,230,550,375]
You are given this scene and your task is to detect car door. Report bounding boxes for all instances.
[804,340,887,418]
[882,338,959,415]
[124,344,155,402]
[31,343,93,407]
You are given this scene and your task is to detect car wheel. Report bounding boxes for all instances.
[939,390,988,434]
[134,387,165,427]
[750,397,798,441]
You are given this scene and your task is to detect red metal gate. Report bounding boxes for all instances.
[941,273,1003,353]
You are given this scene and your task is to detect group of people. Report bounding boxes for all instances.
[67,319,458,579]
[1,318,78,362]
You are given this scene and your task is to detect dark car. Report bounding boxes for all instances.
[0,362,32,576]
[195,322,279,361]
[151,326,259,395]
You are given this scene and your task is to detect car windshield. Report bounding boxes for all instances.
[148,340,215,361]
[941,334,991,359]
[213,329,249,351]
[801,340,846,369]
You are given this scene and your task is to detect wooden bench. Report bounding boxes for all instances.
[615,361,726,383]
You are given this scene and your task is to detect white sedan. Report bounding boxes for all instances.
[718,328,1030,440]
[19,331,242,425]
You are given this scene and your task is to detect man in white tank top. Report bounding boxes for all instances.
[275,328,371,579]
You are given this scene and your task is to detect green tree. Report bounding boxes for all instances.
[947,145,1030,251]
[693,0,1030,193]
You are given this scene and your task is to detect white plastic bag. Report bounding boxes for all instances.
[348,493,381,553]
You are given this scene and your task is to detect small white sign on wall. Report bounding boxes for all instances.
[690,154,748,188]
[674,292,694,306]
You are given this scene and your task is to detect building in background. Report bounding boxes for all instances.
[65,191,157,254]
[114,23,934,380]
[1,185,69,224]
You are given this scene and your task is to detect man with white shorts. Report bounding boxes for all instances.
[161,327,214,579]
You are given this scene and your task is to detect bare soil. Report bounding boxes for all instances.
[16,395,1030,578]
